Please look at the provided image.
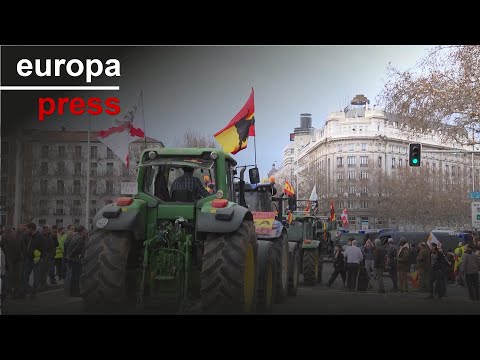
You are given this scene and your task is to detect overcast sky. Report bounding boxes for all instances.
[38,45,435,177]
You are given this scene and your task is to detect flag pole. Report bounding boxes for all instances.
[141,90,146,150]
[254,135,257,167]
[85,116,91,229]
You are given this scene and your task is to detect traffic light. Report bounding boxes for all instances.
[409,143,422,166]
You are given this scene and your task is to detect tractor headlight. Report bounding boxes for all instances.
[215,190,224,199]
[148,151,157,160]
[210,151,218,160]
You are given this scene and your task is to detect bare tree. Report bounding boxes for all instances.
[180,129,217,148]
[377,45,480,146]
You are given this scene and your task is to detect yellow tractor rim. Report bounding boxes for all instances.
[243,243,255,313]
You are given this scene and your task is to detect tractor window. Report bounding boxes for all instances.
[143,166,171,202]
[143,166,158,197]
[226,161,235,201]
[167,166,216,201]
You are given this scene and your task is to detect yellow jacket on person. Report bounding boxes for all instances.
[34,250,42,264]
[55,233,67,259]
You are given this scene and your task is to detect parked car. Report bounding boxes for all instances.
[378,231,430,247]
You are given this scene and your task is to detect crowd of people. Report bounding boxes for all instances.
[326,235,480,301]
[0,223,88,301]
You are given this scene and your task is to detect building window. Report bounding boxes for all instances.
[349,216,356,225]
[90,146,98,159]
[348,185,356,194]
[394,146,399,153]
[41,145,49,158]
[347,201,354,210]
[337,172,344,181]
[106,162,114,176]
[361,186,368,195]
[56,200,64,215]
[75,146,82,159]
[57,180,64,194]
[445,165,449,174]
[72,200,81,215]
[74,219,80,225]
[39,219,47,226]
[360,171,368,179]
[58,146,65,158]
[361,143,367,151]
[107,148,115,159]
[56,219,63,227]
[338,144,343,152]
[399,158,403,167]
[426,162,430,169]
[348,171,355,180]
[337,157,344,167]
[74,162,82,176]
[392,158,395,168]
[90,180,97,195]
[389,145,393,153]
[90,162,97,177]
[39,200,48,215]
[348,144,354,151]
[40,162,48,176]
[347,156,356,167]
[106,180,114,195]
[90,200,97,215]
[338,186,344,195]
[433,163,436,172]
[378,157,382,168]
[41,179,48,193]
[73,180,81,194]
[57,162,65,176]
[360,156,368,167]
[360,201,368,209]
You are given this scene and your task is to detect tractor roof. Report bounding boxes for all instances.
[139,147,236,165]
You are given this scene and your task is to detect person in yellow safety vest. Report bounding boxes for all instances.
[55,227,67,281]
[454,242,464,286]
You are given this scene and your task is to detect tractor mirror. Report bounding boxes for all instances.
[249,167,260,184]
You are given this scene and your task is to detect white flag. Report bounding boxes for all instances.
[309,185,318,202]
[427,232,442,249]
[97,91,145,167]
[341,208,349,228]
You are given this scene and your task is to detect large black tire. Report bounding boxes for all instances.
[272,231,289,303]
[201,220,257,314]
[317,252,324,284]
[303,249,319,286]
[288,249,299,296]
[80,230,132,306]
[256,240,277,312]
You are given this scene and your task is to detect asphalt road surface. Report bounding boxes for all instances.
[2,262,480,315]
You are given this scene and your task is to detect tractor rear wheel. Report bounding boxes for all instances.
[303,249,319,286]
[272,232,289,303]
[80,230,133,307]
[201,220,257,314]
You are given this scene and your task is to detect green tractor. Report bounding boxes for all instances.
[241,180,300,309]
[80,148,263,314]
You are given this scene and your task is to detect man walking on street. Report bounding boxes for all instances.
[65,225,86,297]
[344,239,363,291]
[461,245,480,301]
[374,238,386,293]
[427,243,449,299]
[416,242,431,292]
[386,238,398,292]
[327,244,346,288]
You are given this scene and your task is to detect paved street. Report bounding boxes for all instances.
[2,261,480,315]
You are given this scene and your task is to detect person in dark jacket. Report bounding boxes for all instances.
[373,238,386,293]
[65,225,86,297]
[385,238,398,292]
[396,238,411,294]
[416,242,431,292]
[461,245,480,301]
[427,243,449,299]
[327,244,346,288]
[0,225,25,298]
[22,223,47,296]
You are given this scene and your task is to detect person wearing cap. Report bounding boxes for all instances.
[385,238,398,292]
[416,242,431,292]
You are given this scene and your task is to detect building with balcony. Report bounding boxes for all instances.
[1,129,162,229]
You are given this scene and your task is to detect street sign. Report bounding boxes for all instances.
[361,220,369,230]
[472,201,480,229]
[470,191,480,199]
[121,182,138,195]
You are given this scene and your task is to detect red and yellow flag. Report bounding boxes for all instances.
[214,88,255,154]
[284,181,295,196]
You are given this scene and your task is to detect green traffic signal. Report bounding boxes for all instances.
[412,158,418,164]
[409,143,422,167]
